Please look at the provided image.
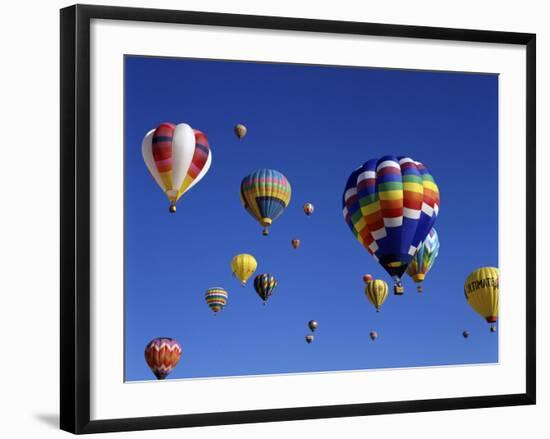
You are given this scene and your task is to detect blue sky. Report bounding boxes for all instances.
[124,56,498,381]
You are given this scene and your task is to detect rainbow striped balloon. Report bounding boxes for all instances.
[240,169,291,235]
[342,156,440,283]
[205,287,228,313]
[253,273,278,304]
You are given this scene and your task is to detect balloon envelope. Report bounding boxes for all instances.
[231,254,257,286]
[308,320,318,332]
[144,337,182,379]
[240,169,291,235]
[205,287,228,313]
[365,279,389,311]
[305,335,314,344]
[464,267,499,323]
[406,227,440,289]
[342,156,440,281]
[303,203,314,215]
[142,123,212,211]
[234,124,247,139]
[254,273,278,303]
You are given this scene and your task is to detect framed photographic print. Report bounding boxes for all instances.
[60,4,536,434]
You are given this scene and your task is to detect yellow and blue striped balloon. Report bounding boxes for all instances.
[205,287,228,314]
[240,169,291,235]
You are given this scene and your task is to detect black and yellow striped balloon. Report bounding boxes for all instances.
[365,279,389,312]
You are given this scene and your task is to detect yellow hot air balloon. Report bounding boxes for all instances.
[365,279,389,312]
[464,267,499,328]
[231,254,258,286]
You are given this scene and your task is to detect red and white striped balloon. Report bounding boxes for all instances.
[142,122,212,212]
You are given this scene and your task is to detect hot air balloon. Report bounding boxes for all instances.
[305,335,314,344]
[406,228,440,292]
[234,124,247,139]
[205,287,228,314]
[342,156,440,294]
[365,279,389,312]
[231,254,257,286]
[369,331,378,341]
[254,273,277,304]
[303,203,314,216]
[464,267,499,331]
[144,337,182,380]
[240,169,292,235]
[291,239,301,249]
[490,325,497,333]
[308,320,318,332]
[363,274,373,284]
[462,330,470,339]
[142,122,212,213]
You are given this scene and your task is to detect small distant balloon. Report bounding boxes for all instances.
[490,325,497,333]
[363,274,373,284]
[291,239,301,249]
[205,287,228,314]
[305,334,314,344]
[462,330,470,339]
[308,320,318,332]
[144,337,182,380]
[369,331,378,341]
[234,124,247,139]
[303,203,314,216]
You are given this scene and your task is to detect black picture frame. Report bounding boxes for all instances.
[60,4,536,434]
